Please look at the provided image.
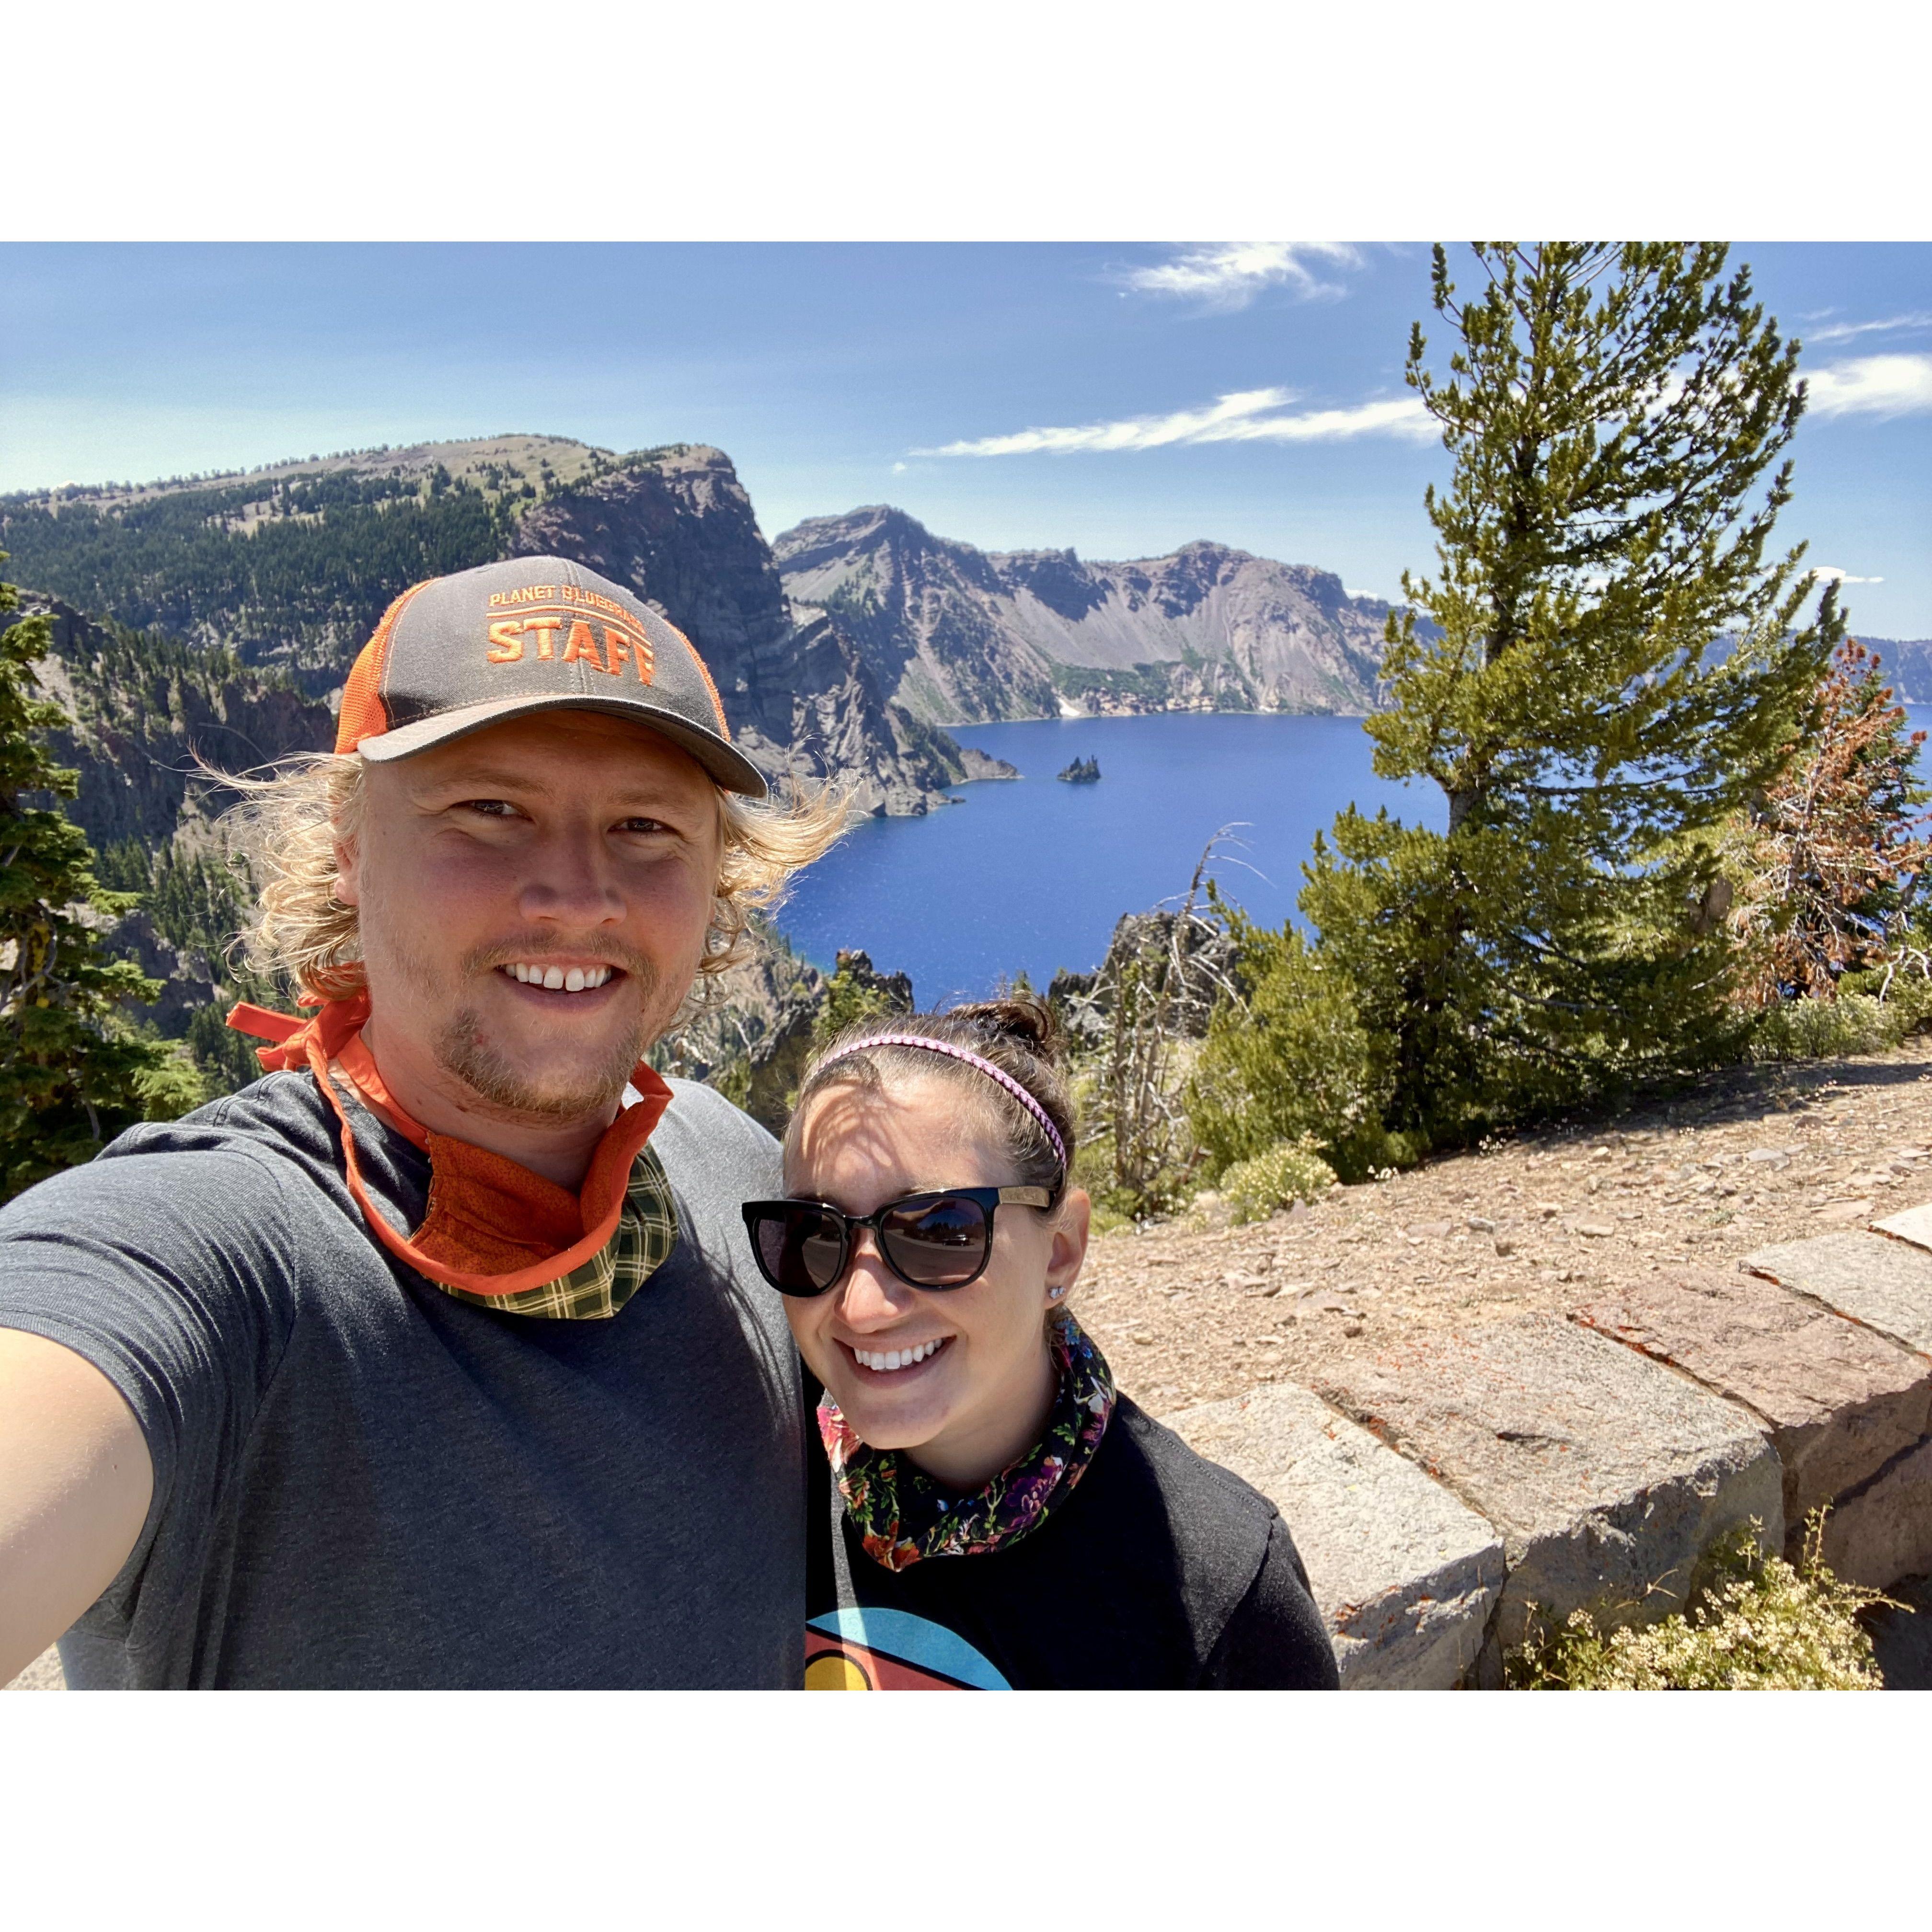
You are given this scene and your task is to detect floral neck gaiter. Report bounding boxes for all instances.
[819,1312,1117,1572]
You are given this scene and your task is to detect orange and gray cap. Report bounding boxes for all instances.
[334,555,767,797]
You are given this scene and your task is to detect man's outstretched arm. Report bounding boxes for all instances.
[0,1329,152,1685]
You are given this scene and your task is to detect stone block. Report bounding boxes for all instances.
[1164,1382,1504,1690]
[1574,1269,1932,1537]
[1816,1440,1932,1590]
[1871,1202,1932,1254]
[1743,1233,1932,1357]
[1316,1313,1784,1665]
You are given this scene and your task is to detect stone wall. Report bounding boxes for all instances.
[1168,1215,1932,1687]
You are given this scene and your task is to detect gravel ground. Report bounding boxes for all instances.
[12,1041,1932,1693]
[1078,1041,1932,1417]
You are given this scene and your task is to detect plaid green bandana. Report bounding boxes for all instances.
[430,1147,680,1321]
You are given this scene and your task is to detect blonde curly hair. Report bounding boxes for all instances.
[221,750,849,1006]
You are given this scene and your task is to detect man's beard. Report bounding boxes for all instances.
[435,1005,649,1120]
[428,938,666,1122]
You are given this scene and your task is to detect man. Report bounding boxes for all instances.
[0,557,844,1688]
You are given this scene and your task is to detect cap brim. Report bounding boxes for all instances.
[355,693,770,798]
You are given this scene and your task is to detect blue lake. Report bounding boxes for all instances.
[774,713,1448,1003]
[776,704,1932,1004]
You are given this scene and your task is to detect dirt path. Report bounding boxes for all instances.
[1076,1042,1932,1414]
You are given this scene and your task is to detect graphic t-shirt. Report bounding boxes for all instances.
[0,1070,803,1690]
[805,1395,1339,1690]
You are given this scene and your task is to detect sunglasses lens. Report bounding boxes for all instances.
[754,1207,847,1295]
[880,1195,992,1288]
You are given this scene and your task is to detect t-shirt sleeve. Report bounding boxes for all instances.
[0,1143,300,1638]
[1197,1515,1341,1690]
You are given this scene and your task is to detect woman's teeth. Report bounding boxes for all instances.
[506,964,614,992]
[852,1339,946,1373]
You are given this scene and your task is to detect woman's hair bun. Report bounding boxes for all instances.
[947,990,1063,1066]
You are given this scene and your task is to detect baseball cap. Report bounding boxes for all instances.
[334,556,768,798]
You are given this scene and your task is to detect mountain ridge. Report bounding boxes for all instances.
[773,503,1402,724]
[1,437,973,820]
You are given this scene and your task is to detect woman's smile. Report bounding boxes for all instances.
[842,1335,954,1376]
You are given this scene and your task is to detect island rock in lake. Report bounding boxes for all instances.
[1058,756,1101,784]
[773,504,1417,725]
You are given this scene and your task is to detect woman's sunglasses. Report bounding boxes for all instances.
[739,1186,1054,1297]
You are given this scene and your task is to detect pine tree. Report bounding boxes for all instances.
[1302,243,1841,1147]
[0,563,190,1202]
[1729,637,1931,1003]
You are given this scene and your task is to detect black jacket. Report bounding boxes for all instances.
[805,1394,1339,1690]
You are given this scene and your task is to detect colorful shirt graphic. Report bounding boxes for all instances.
[804,1608,1009,1691]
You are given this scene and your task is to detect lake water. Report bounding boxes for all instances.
[775,713,1447,1003]
[776,704,1932,1004]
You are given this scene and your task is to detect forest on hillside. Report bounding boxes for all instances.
[0,467,526,684]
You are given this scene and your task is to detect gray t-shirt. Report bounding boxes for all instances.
[0,1069,802,1689]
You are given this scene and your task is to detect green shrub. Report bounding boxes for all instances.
[1069,1121,1191,1231]
[810,959,897,1053]
[1840,964,1932,1035]
[1506,1515,1898,1690]
[1748,992,1908,1062]
[1184,911,1405,1183]
[132,1036,211,1119]
[1219,1138,1337,1225]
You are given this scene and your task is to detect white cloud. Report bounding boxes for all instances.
[1119,242,1361,310]
[1807,565,1886,585]
[1806,311,1932,345]
[1806,353,1932,418]
[914,387,1433,458]
[890,460,907,473]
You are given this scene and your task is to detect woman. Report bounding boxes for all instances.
[741,995,1339,1691]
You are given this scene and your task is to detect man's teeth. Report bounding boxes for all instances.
[506,964,614,992]
[853,1340,946,1373]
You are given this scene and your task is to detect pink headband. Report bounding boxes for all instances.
[816,1032,1070,1176]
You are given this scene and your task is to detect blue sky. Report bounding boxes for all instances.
[3,241,1928,635]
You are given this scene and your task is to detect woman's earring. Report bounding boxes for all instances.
[1048,1285,1065,1300]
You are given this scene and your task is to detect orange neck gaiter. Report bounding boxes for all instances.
[228,993,672,1298]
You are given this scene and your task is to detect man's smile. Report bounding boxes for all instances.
[498,961,622,994]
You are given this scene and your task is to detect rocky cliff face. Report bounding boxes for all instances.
[511,448,967,815]
[1861,638,1932,703]
[773,505,1402,723]
[24,596,336,852]
[2,439,972,819]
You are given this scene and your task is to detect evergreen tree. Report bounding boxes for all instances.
[0,563,191,1202]
[1303,243,1841,1147]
